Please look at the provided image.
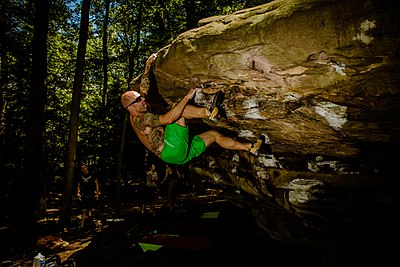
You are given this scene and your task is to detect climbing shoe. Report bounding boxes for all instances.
[250,135,266,156]
[209,90,225,121]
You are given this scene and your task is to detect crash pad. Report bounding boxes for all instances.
[139,234,212,251]
[200,212,219,218]
[138,243,163,252]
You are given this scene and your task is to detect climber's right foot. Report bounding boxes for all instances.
[209,90,225,121]
[249,135,266,156]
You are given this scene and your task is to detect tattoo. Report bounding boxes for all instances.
[135,113,164,155]
[136,113,161,131]
[149,127,164,150]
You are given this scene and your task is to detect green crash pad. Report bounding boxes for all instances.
[139,234,212,251]
[138,242,163,252]
[200,211,219,218]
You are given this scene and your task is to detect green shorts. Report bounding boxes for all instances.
[161,123,206,165]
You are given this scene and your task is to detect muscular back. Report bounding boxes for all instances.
[130,112,165,157]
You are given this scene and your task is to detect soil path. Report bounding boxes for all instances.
[1,194,316,267]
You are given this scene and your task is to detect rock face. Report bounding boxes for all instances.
[139,0,399,265]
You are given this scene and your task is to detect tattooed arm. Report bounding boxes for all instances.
[133,113,165,156]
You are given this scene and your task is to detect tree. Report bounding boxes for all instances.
[59,0,91,229]
[99,0,110,191]
[115,0,145,208]
[20,0,49,237]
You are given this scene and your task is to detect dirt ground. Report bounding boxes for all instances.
[1,190,317,267]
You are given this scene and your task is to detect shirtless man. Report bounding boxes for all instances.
[121,88,262,165]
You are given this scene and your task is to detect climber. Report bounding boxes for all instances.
[121,87,264,165]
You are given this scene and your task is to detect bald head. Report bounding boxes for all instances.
[121,91,140,109]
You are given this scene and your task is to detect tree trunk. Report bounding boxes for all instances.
[184,0,197,30]
[116,0,144,208]
[116,112,128,209]
[59,0,91,229]
[99,0,110,189]
[20,0,49,238]
[0,51,9,144]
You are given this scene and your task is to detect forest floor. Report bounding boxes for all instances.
[0,189,318,267]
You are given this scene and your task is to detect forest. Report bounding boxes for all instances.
[0,0,271,239]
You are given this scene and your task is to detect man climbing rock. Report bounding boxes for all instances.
[121,55,264,165]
